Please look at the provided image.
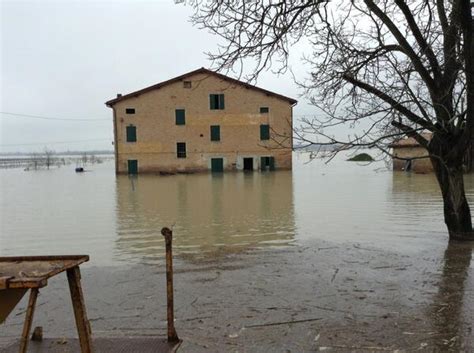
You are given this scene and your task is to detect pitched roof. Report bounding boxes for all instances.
[105,67,298,107]
[388,132,432,148]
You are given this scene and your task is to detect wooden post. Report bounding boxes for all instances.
[67,266,94,353]
[161,227,179,342]
[19,288,38,353]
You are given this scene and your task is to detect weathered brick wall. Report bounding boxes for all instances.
[392,147,433,173]
[111,73,293,173]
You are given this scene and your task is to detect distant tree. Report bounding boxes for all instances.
[89,154,101,164]
[82,153,88,165]
[43,148,55,170]
[190,0,474,240]
[30,152,40,170]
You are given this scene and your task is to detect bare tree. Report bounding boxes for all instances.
[190,0,474,240]
[82,152,88,166]
[43,148,55,170]
[29,152,40,170]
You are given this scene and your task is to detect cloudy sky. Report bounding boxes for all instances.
[1,0,317,154]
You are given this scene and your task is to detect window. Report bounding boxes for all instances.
[126,125,137,142]
[210,94,225,110]
[260,124,270,140]
[183,81,192,88]
[175,109,185,125]
[260,107,269,113]
[177,142,186,158]
[210,125,220,141]
[125,108,135,114]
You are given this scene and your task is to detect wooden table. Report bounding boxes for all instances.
[0,255,93,353]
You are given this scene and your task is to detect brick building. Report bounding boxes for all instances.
[389,134,433,173]
[105,68,297,174]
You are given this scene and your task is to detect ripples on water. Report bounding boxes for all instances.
[1,152,474,265]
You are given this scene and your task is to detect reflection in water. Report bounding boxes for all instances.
[389,172,445,237]
[292,153,474,251]
[3,154,474,265]
[391,171,442,197]
[114,172,295,264]
[431,242,473,352]
[390,172,474,242]
[390,170,474,213]
[0,162,118,263]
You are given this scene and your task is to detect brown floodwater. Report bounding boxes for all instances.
[1,152,474,264]
[1,152,473,352]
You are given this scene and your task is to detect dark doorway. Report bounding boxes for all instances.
[211,158,224,173]
[243,158,254,171]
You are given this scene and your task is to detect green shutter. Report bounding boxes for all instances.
[219,94,225,109]
[261,156,268,170]
[210,125,220,141]
[210,95,216,109]
[126,125,137,142]
[211,158,224,172]
[260,124,270,140]
[260,156,274,171]
[175,109,185,125]
[210,94,225,110]
[127,160,138,174]
[269,157,275,171]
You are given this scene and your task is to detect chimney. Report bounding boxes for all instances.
[117,93,122,98]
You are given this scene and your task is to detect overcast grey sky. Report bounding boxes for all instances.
[1,0,314,154]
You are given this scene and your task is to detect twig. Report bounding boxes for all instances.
[245,317,323,328]
[353,244,384,252]
[15,302,46,316]
[181,316,213,322]
[331,268,339,282]
[319,344,393,351]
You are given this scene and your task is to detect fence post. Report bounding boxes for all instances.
[161,227,179,342]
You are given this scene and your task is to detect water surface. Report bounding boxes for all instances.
[1,153,472,265]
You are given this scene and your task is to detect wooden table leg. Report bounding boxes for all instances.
[67,266,94,353]
[19,288,38,353]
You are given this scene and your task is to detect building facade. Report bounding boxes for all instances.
[106,68,297,174]
[390,134,433,173]
[391,134,474,173]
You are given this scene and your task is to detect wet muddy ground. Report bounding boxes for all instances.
[1,239,473,352]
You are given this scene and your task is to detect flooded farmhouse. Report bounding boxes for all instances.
[105,68,297,174]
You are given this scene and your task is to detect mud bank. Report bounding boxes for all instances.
[1,240,473,352]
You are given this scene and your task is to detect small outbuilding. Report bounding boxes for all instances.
[389,133,433,173]
[390,133,474,173]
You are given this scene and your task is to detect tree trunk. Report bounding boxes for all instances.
[431,155,474,240]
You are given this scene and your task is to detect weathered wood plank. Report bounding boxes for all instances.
[67,266,94,353]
